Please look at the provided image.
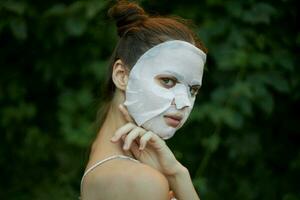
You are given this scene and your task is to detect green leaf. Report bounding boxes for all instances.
[253,84,274,114]
[9,17,27,40]
[264,72,290,93]
[65,16,87,36]
[283,194,299,200]
[201,134,220,152]
[44,4,66,17]
[86,1,107,19]
[231,81,253,99]
[242,3,276,24]
[193,177,208,196]
[211,86,229,104]
[2,1,26,15]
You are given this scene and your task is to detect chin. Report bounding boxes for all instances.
[160,132,176,140]
[141,111,191,140]
[142,120,177,140]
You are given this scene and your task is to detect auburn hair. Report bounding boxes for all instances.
[95,0,207,132]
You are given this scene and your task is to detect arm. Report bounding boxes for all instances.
[166,165,200,200]
[112,105,201,200]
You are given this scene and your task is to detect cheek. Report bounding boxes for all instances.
[180,107,193,125]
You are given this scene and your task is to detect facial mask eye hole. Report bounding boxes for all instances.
[190,86,200,97]
[157,77,177,89]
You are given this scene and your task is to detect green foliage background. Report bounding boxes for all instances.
[0,0,299,199]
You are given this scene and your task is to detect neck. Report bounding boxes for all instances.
[102,102,127,138]
[91,95,135,159]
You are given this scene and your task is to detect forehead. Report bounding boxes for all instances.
[141,46,204,84]
[129,40,206,85]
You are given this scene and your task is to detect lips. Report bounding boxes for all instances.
[163,114,183,128]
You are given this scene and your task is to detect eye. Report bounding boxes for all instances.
[190,86,200,97]
[158,77,177,88]
[155,75,178,89]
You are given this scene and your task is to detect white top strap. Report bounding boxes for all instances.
[80,155,141,198]
[79,155,178,200]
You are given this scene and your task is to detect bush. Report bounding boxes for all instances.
[0,0,299,199]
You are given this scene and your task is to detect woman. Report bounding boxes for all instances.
[80,1,207,199]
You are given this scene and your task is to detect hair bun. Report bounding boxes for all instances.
[108,0,148,37]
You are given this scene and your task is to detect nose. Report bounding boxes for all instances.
[173,93,191,110]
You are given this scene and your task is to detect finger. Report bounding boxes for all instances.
[169,190,176,199]
[147,131,167,150]
[119,104,134,123]
[111,122,136,142]
[139,131,153,150]
[129,139,142,159]
[123,127,145,150]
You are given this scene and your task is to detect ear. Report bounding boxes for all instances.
[112,59,129,91]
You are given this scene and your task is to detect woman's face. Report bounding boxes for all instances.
[153,73,201,124]
[124,40,206,139]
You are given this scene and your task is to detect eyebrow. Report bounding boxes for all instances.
[164,70,184,80]
[163,70,201,85]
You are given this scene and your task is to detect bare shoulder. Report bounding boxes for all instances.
[82,159,170,200]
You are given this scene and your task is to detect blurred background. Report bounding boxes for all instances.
[0,0,299,199]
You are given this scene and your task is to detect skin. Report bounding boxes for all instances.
[82,59,201,200]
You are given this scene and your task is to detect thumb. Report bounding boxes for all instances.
[129,140,142,160]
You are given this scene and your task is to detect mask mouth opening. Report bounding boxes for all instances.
[163,115,182,128]
[163,114,183,121]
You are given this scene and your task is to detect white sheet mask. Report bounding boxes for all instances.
[124,40,206,139]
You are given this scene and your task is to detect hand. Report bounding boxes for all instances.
[110,104,186,177]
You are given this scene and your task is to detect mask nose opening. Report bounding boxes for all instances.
[174,94,191,110]
[172,84,192,110]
